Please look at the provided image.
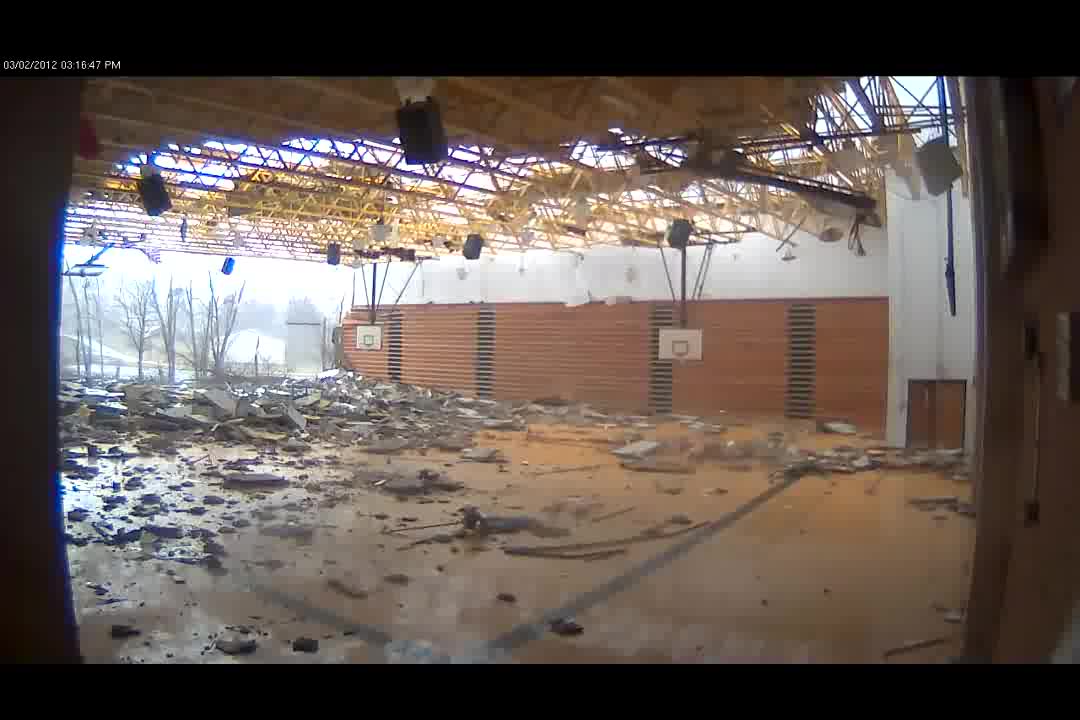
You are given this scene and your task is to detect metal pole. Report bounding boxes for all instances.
[376,261,390,309]
[369,262,378,325]
[939,76,957,317]
[679,246,688,328]
[390,260,422,308]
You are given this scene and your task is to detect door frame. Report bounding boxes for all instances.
[905,378,968,449]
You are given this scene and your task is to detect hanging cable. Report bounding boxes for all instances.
[358,262,370,313]
[657,239,678,304]
[376,261,391,310]
[848,218,867,257]
[693,243,715,300]
[389,260,423,308]
[691,243,707,300]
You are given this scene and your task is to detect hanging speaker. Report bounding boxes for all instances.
[915,137,962,197]
[463,234,484,260]
[397,98,448,165]
[327,242,341,266]
[666,219,691,249]
[221,257,235,275]
[137,174,172,216]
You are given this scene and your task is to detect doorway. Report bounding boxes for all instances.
[907,379,967,449]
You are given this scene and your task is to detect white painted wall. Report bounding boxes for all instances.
[884,169,977,449]
[363,226,889,306]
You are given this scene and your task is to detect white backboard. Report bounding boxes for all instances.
[355,325,383,351]
[659,328,703,361]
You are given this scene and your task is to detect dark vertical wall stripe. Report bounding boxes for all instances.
[649,304,675,414]
[786,303,817,419]
[476,307,495,399]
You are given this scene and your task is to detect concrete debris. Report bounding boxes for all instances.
[611,440,661,460]
[621,457,695,474]
[202,388,238,418]
[381,469,464,496]
[907,496,975,518]
[110,624,141,639]
[283,437,310,453]
[284,405,307,431]
[366,437,410,454]
[819,420,857,435]
[326,579,368,599]
[216,637,258,655]
[462,506,570,537]
[433,435,473,451]
[294,392,322,409]
[483,418,521,430]
[258,524,315,542]
[462,447,505,463]
[223,472,288,489]
[549,618,584,636]
[145,525,184,539]
[95,401,128,417]
[292,637,319,653]
[234,426,288,443]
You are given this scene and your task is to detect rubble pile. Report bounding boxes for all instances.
[772,445,971,486]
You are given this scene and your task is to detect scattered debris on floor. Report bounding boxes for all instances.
[327,579,368,599]
[907,496,976,518]
[549,618,584,636]
[216,637,258,655]
[882,635,953,660]
[462,506,571,538]
[58,374,974,663]
[818,420,858,435]
[292,637,319,653]
[611,440,661,460]
[591,506,635,523]
[110,624,141,639]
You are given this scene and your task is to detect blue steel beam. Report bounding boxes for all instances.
[847,79,883,132]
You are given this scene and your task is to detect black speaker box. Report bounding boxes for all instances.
[397,98,448,165]
[667,219,691,249]
[915,137,962,197]
[463,234,484,260]
[138,174,172,216]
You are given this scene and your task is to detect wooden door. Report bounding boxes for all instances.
[907,379,966,449]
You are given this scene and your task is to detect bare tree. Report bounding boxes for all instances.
[64,265,84,379]
[207,273,246,378]
[94,279,105,378]
[117,279,156,379]
[81,280,95,378]
[320,295,346,370]
[151,275,181,383]
[321,316,331,370]
[179,281,211,378]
